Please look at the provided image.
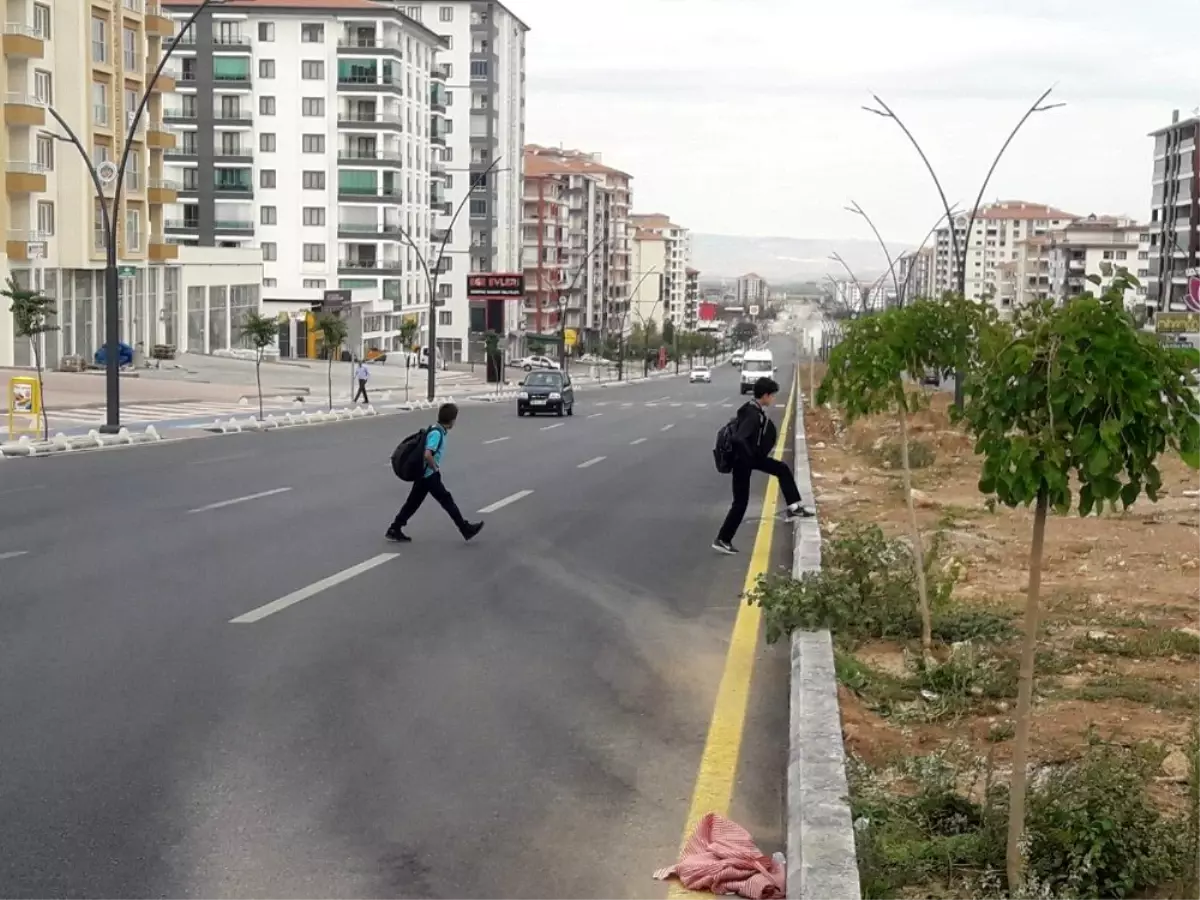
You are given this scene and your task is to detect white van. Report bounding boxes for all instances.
[730,350,744,368]
[739,348,775,394]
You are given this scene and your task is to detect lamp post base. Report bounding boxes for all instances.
[98,423,123,434]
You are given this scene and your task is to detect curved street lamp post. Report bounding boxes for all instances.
[552,231,610,373]
[864,87,1065,405]
[45,0,228,433]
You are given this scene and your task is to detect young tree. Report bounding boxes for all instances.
[316,312,349,410]
[240,312,278,421]
[483,329,502,387]
[817,298,981,660]
[662,319,675,349]
[3,276,57,440]
[399,317,418,399]
[960,273,1200,892]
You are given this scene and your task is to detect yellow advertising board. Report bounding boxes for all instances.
[564,328,578,348]
[7,376,41,438]
[1156,312,1199,334]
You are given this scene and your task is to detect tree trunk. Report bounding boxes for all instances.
[1005,488,1050,892]
[255,352,264,421]
[33,340,47,441]
[897,399,934,659]
[327,355,333,411]
[405,359,410,402]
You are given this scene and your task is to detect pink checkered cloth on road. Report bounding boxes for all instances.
[653,812,786,899]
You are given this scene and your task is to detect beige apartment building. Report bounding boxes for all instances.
[1,0,259,369]
[630,212,690,327]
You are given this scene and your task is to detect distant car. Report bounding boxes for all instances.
[922,370,941,386]
[515,354,560,372]
[517,370,574,416]
[689,366,712,384]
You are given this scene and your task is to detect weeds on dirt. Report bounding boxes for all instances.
[850,738,1197,899]
[875,438,937,470]
[1074,629,1200,659]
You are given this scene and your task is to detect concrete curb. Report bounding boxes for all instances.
[788,380,861,899]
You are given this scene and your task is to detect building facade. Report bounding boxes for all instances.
[896,246,934,302]
[1044,216,1148,309]
[521,154,568,335]
[630,213,688,326]
[524,144,633,348]
[734,271,768,309]
[1147,109,1199,311]
[630,227,664,328]
[160,0,445,355]
[1,0,262,369]
[933,201,1076,306]
[683,266,699,329]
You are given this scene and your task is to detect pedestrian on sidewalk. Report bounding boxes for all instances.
[386,403,484,543]
[353,359,371,404]
[713,376,813,555]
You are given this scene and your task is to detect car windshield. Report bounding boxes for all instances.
[525,372,563,388]
[743,359,772,372]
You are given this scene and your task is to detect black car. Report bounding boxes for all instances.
[517,370,575,416]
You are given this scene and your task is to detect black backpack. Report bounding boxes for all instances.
[713,416,739,474]
[391,428,431,481]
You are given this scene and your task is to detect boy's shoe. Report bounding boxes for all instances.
[784,503,816,520]
[711,539,738,555]
[385,529,411,543]
[462,521,484,541]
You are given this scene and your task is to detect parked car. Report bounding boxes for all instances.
[517,370,574,416]
[514,354,561,372]
[689,366,712,384]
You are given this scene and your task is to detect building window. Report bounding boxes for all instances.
[469,198,486,217]
[303,278,326,289]
[258,22,274,41]
[263,278,278,288]
[34,69,52,104]
[439,5,453,21]
[302,134,325,153]
[262,242,277,261]
[259,95,276,115]
[438,310,451,326]
[123,27,138,70]
[303,243,325,262]
[259,59,275,78]
[303,170,325,189]
[91,16,106,62]
[35,134,54,170]
[303,207,325,226]
[300,23,323,43]
[1115,250,1127,260]
[125,209,141,252]
[33,2,50,38]
[301,60,324,79]
[261,206,277,225]
[260,133,276,152]
[405,6,421,21]
[302,97,325,116]
[91,81,109,125]
[260,169,276,188]
[37,200,54,236]
[469,60,488,79]
[126,149,141,190]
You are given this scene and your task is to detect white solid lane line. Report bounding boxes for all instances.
[0,551,29,561]
[478,489,533,514]
[187,486,293,514]
[630,438,648,445]
[661,423,675,432]
[577,456,606,469]
[230,553,399,624]
[670,402,683,408]
[587,413,604,419]
[483,436,510,444]
[540,422,564,431]
[188,452,253,466]
[0,485,43,497]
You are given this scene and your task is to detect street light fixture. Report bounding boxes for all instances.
[553,230,611,372]
[864,86,1065,406]
[45,0,228,433]
[845,201,902,306]
[613,266,660,380]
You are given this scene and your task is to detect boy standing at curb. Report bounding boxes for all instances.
[386,403,484,543]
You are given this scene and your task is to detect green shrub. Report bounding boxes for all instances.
[876,438,937,470]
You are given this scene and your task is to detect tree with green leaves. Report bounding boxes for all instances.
[483,329,502,387]
[3,276,57,440]
[240,311,278,421]
[399,316,419,399]
[731,321,757,348]
[662,319,675,348]
[817,298,984,659]
[959,271,1200,893]
[315,312,349,410]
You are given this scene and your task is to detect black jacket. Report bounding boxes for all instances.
[732,400,776,463]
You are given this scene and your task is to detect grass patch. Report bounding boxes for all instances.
[874,438,937,470]
[1074,629,1200,659]
[1074,675,1199,711]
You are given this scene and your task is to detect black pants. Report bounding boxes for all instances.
[354,379,369,403]
[717,457,803,544]
[390,472,469,534]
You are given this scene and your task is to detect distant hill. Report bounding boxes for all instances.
[690,233,915,283]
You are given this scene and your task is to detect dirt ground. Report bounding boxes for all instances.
[803,388,1200,806]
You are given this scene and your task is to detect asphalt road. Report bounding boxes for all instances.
[0,346,797,899]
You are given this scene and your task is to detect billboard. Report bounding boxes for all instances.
[467,273,525,299]
[1156,311,1199,334]
[698,301,719,321]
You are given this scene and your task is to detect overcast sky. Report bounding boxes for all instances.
[519,0,1199,245]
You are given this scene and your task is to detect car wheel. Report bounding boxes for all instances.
[556,406,565,417]
[517,408,524,417]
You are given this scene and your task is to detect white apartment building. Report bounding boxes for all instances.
[933,201,1076,306]
[735,272,768,310]
[1,0,260,369]
[524,144,633,348]
[1147,108,1198,311]
[382,0,528,360]
[895,246,934,302]
[630,226,665,327]
[630,213,689,327]
[160,0,445,355]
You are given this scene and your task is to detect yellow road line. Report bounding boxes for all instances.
[667,372,796,899]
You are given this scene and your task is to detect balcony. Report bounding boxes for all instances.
[337,74,401,91]
[3,23,45,58]
[150,72,176,93]
[165,142,197,161]
[430,85,448,113]
[212,34,251,50]
[6,161,47,194]
[338,37,401,56]
[431,63,451,81]
[337,111,402,130]
[339,257,403,274]
[148,178,180,203]
[145,3,174,37]
[164,218,198,232]
[433,200,452,216]
[213,63,252,90]
[6,229,49,260]
[214,108,253,126]
[175,71,197,88]
[338,186,402,203]
[338,148,402,166]
[163,105,194,123]
[149,240,179,261]
[338,222,405,239]
[430,124,446,147]
[215,219,254,234]
[214,144,253,162]
[4,92,44,127]
[147,127,177,150]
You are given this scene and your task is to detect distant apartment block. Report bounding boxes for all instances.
[734,271,768,309]
[1146,108,1199,311]
[630,213,689,327]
